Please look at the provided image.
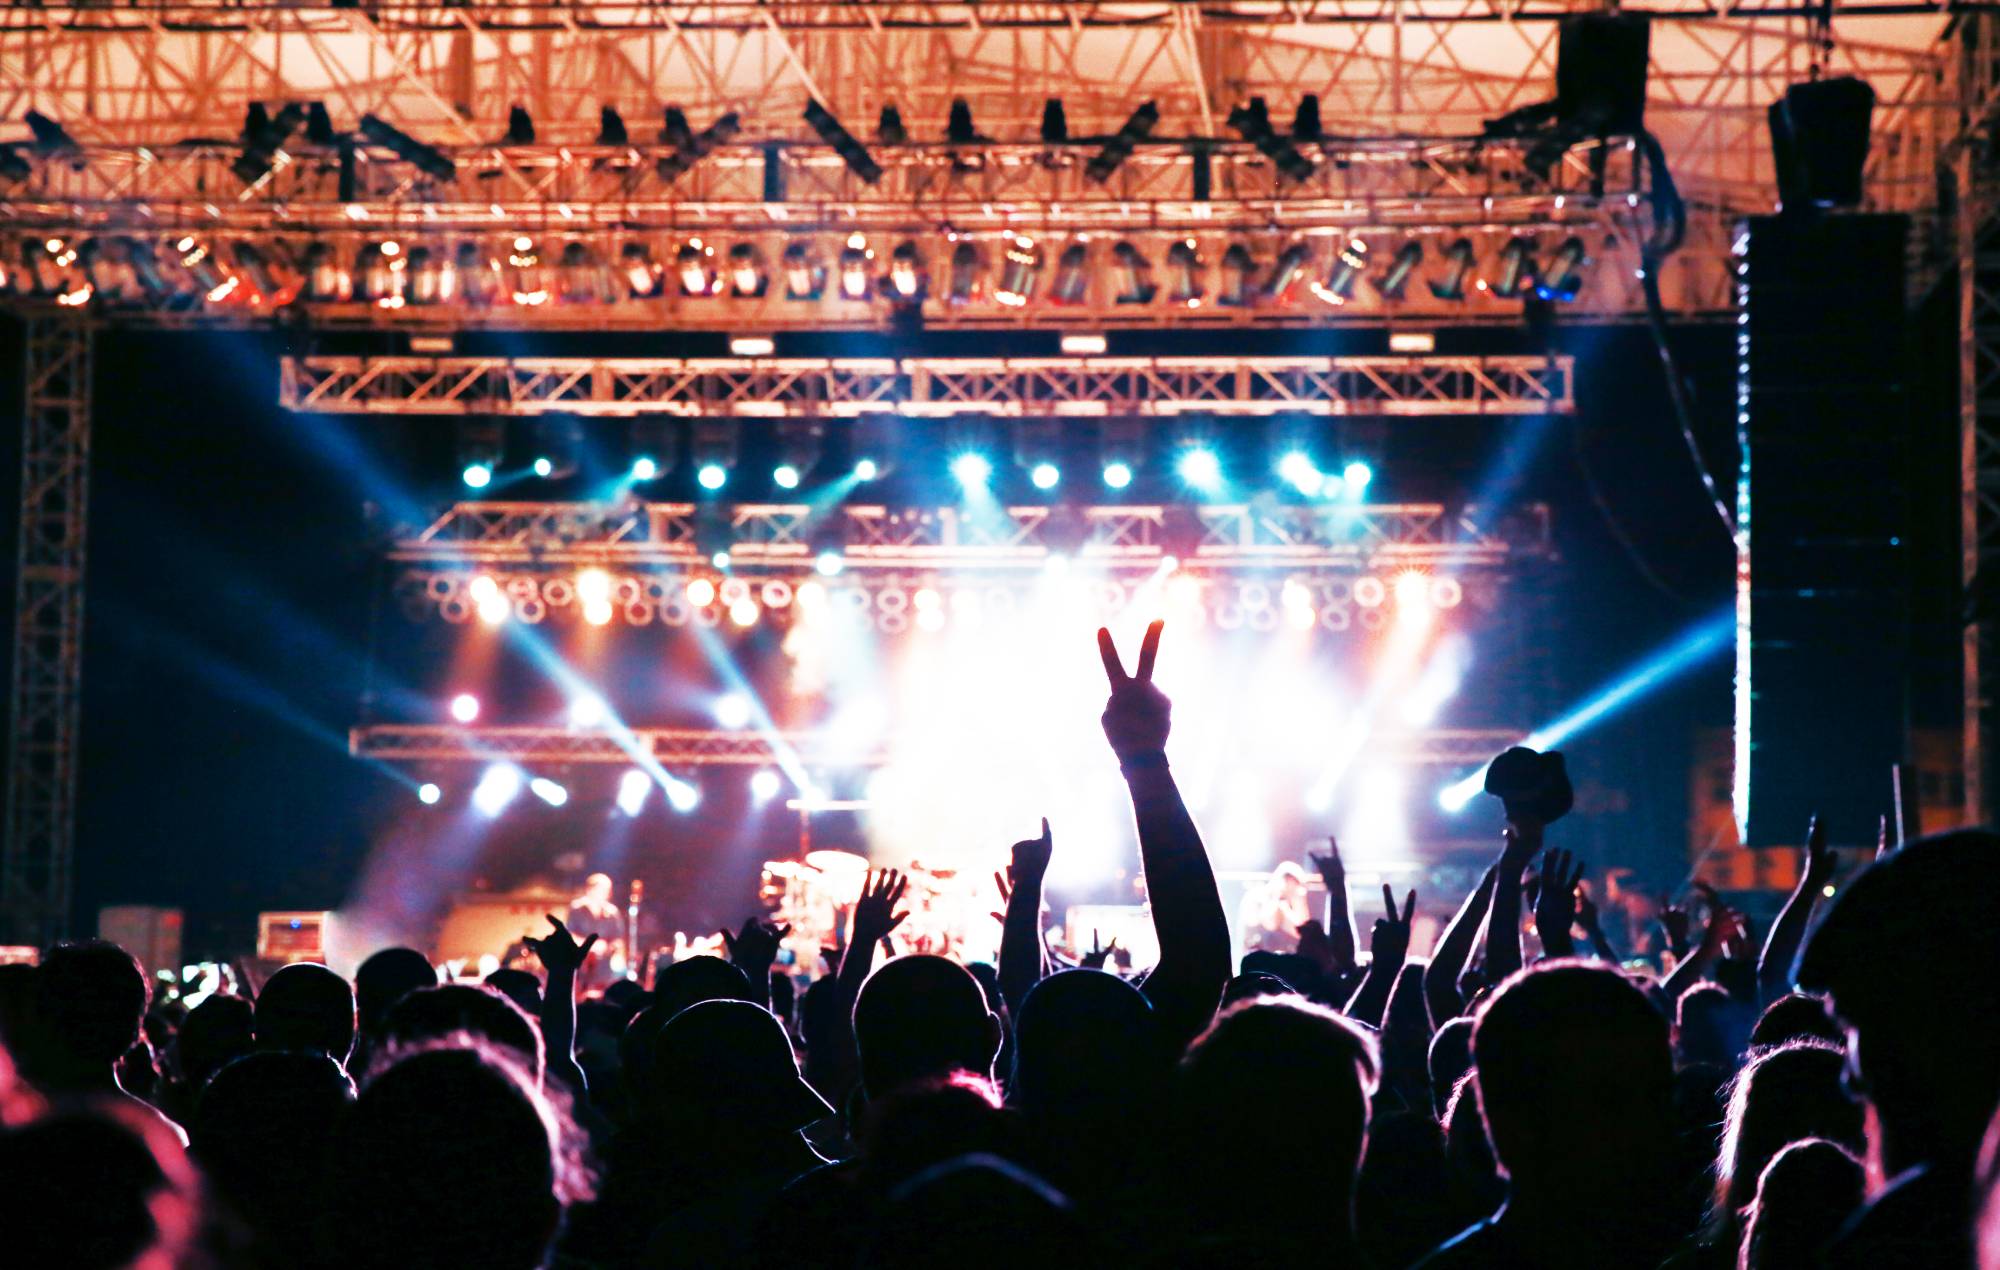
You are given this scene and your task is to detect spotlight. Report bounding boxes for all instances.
[418,782,442,805]
[505,105,535,145]
[691,419,737,491]
[750,769,782,801]
[473,765,524,817]
[1103,462,1133,489]
[656,107,740,181]
[1294,94,1324,142]
[889,241,924,300]
[1086,101,1159,183]
[569,693,608,727]
[1014,417,1062,490]
[473,575,510,625]
[1226,97,1315,182]
[618,769,650,816]
[1100,417,1143,492]
[852,417,896,481]
[528,417,580,481]
[676,239,717,296]
[852,459,879,481]
[774,464,801,489]
[1278,451,1324,496]
[1050,243,1090,304]
[1264,241,1315,300]
[783,240,826,300]
[233,101,305,185]
[803,99,883,184]
[730,599,759,627]
[1041,98,1069,144]
[23,110,78,152]
[815,551,846,576]
[1112,241,1157,304]
[1032,463,1061,490]
[558,242,611,304]
[533,457,554,478]
[1537,237,1588,301]
[686,577,718,607]
[946,241,982,304]
[1061,333,1107,355]
[529,777,569,807]
[1377,240,1424,300]
[665,777,701,813]
[1165,240,1203,306]
[597,105,629,146]
[698,464,727,491]
[504,235,549,306]
[450,693,481,723]
[730,335,776,357]
[583,598,614,626]
[1492,238,1538,299]
[631,419,674,482]
[951,452,993,490]
[1178,447,1222,490]
[1217,243,1256,307]
[877,105,907,144]
[358,113,455,181]
[947,98,980,145]
[631,457,659,481]
[838,233,873,300]
[995,235,1042,307]
[1429,238,1476,301]
[457,241,497,306]
[1312,238,1368,306]
[1342,460,1374,493]
[1394,569,1432,610]
[715,693,753,730]
[772,421,823,490]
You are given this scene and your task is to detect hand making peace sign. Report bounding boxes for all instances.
[1097,619,1171,761]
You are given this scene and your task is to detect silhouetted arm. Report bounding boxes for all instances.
[1426,863,1498,1026]
[721,917,790,1012]
[1532,848,1584,960]
[1000,822,1053,1016]
[1483,821,1542,985]
[1345,886,1414,1027]
[526,916,594,1096]
[1575,884,1619,963]
[1661,896,1744,1001]
[1099,623,1232,1045]
[1759,816,1833,1001]
[1309,840,1358,973]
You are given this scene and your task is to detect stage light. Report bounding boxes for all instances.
[462,463,493,489]
[677,239,717,296]
[23,110,76,152]
[1226,96,1315,183]
[1342,460,1374,493]
[1378,240,1424,301]
[1167,573,1203,610]
[1103,461,1134,490]
[952,452,993,490]
[476,591,509,624]
[838,233,874,300]
[456,241,497,306]
[1031,462,1061,490]
[1178,448,1222,490]
[1537,237,1588,302]
[686,577,718,607]
[450,693,481,723]
[469,575,500,604]
[1086,101,1159,183]
[557,241,611,304]
[1113,241,1157,304]
[597,105,629,146]
[802,99,883,184]
[1279,451,1324,496]
[729,600,760,627]
[359,114,455,181]
[1312,238,1368,306]
[666,777,701,813]
[816,551,845,577]
[1051,244,1089,304]
[713,693,753,729]
[697,463,727,490]
[631,456,659,481]
[1431,576,1464,609]
[889,241,923,299]
[504,235,549,306]
[774,464,801,489]
[533,457,554,477]
[618,769,650,816]
[1165,240,1203,306]
[1061,333,1107,356]
[1493,238,1538,299]
[728,242,768,297]
[782,241,826,300]
[1388,331,1436,353]
[946,241,982,304]
[1264,241,1315,300]
[995,235,1042,307]
[1217,243,1256,307]
[577,568,611,603]
[530,777,569,807]
[473,764,523,818]
[1394,569,1431,611]
[750,769,782,802]
[657,106,741,182]
[583,598,614,626]
[1430,238,1475,301]
[569,693,608,727]
[418,782,442,806]
[852,459,879,481]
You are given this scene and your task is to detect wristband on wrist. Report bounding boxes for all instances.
[1119,750,1169,773]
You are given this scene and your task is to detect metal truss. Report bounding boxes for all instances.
[1956,12,2000,823]
[3,318,90,946]
[350,721,1527,770]
[282,354,1573,416]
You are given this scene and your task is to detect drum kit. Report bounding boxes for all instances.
[759,850,979,964]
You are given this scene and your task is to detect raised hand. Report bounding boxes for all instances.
[853,868,910,947]
[1308,837,1358,972]
[1012,818,1054,885]
[1876,813,1892,861]
[1500,820,1544,868]
[527,915,598,977]
[1656,895,1692,958]
[720,917,791,973]
[990,867,1013,925]
[1533,848,1584,956]
[1308,839,1345,888]
[1080,930,1120,970]
[1097,620,1171,762]
[1371,884,1417,972]
[1575,879,1602,934]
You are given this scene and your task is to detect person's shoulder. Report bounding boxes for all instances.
[1819,1164,1973,1270]
[1410,1219,1507,1269]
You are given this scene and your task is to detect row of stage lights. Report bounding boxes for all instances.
[456,411,1376,499]
[13,229,1593,314]
[429,564,1465,632]
[417,764,777,818]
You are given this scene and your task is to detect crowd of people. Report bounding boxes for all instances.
[1,620,1997,1268]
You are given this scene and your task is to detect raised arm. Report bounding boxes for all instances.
[1532,848,1584,960]
[1345,886,1415,1027]
[1758,815,1833,1001]
[1426,862,1498,1026]
[1574,882,1619,963]
[1097,622,1231,1045]
[1661,893,1745,1002]
[1483,821,1542,985]
[999,820,1054,1016]
[1309,839,1358,974]
[721,916,790,1011]
[526,916,596,1096]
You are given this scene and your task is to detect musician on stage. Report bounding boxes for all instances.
[1239,860,1313,954]
[563,872,627,991]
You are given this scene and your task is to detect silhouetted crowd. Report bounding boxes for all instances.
[1,621,1997,1268]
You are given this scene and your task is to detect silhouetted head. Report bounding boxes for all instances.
[1219,971,1294,1009]
[618,956,755,1103]
[1739,1138,1864,1270]
[172,993,255,1092]
[192,1051,354,1243]
[861,1153,1082,1269]
[254,963,356,1063]
[859,1073,1008,1196]
[769,971,797,1028]
[0,1100,200,1269]
[1675,982,1753,1071]
[1715,1040,1863,1221]
[1009,968,1158,1116]
[378,984,543,1081]
[649,999,830,1132]
[1176,996,1378,1222]
[36,941,148,1071]
[485,967,543,1017]
[1748,991,1841,1050]
[854,955,1001,1100]
[332,1045,583,1270]
[1472,960,1674,1199]
[352,948,437,1036]
[582,872,613,904]
[1797,829,2000,1174]
[599,978,646,1018]
[962,961,1002,1013]
[1428,1016,1474,1118]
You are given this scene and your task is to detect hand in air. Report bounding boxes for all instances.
[1371,885,1417,972]
[1656,895,1692,955]
[989,866,1013,925]
[527,915,599,976]
[720,917,791,972]
[1532,847,1585,940]
[1011,818,1054,885]
[1080,930,1121,970]
[1308,838,1345,887]
[1096,620,1170,762]
[1802,814,1836,886]
[854,868,910,946]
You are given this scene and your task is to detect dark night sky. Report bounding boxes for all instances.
[0,307,1956,957]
